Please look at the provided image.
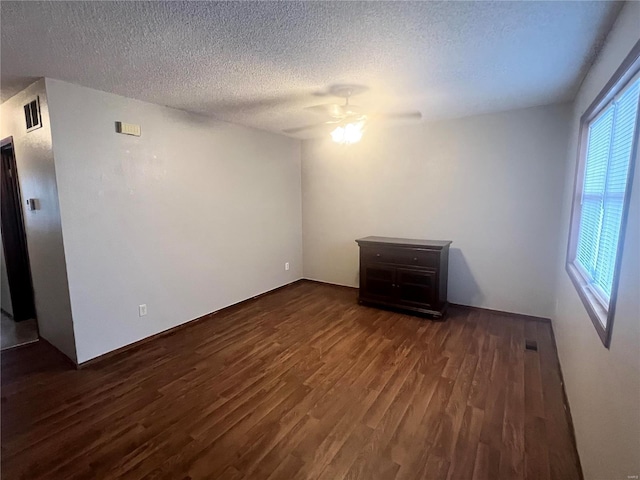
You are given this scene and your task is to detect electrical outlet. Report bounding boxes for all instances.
[138,304,147,317]
[285,262,290,271]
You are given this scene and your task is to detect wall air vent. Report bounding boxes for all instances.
[24,97,42,132]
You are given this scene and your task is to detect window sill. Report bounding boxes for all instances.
[565,262,611,348]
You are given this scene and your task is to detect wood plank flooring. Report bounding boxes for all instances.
[0,281,582,480]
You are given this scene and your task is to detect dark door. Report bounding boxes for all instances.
[396,267,436,307]
[1,139,36,321]
[361,264,396,300]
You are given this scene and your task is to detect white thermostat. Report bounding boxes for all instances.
[115,121,141,137]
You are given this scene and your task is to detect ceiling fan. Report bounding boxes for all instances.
[282,85,422,144]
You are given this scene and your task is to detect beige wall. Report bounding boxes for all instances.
[0,79,76,360]
[553,3,640,479]
[302,103,571,318]
[45,79,303,363]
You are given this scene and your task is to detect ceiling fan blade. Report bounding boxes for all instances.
[375,111,422,121]
[282,121,339,134]
[305,104,368,118]
[304,104,346,118]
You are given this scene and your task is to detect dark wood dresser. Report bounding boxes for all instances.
[356,236,452,319]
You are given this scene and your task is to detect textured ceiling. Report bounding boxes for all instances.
[1,1,622,137]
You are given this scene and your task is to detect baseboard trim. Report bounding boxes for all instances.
[76,278,551,368]
[77,279,305,369]
[301,277,357,289]
[548,323,585,480]
[301,279,551,323]
[449,303,551,323]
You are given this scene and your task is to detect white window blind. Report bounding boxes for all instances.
[575,76,640,304]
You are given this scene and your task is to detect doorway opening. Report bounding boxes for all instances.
[1,137,38,350]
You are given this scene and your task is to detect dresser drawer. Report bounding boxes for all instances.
[392,249,439,268]
[361,246,438,268]
[361,246,393,264]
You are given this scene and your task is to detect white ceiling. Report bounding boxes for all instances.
[1,1,622,137]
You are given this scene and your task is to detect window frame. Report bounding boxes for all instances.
[566,40,640,348]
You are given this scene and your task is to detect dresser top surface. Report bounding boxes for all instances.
[355,236,452,249]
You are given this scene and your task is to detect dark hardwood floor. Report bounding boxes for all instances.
[0,281,581,480]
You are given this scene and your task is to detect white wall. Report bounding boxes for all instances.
[45,79,303,363]
[1,232,14,316]
[0,80,77,360]
[553,3,640,479]
[302,104,571,318]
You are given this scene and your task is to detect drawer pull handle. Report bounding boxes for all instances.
[376,253,381,257]
[413,257,418,261]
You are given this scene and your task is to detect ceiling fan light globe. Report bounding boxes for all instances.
[344,122,364,144]
[330,126,346,143]
[330,122,364,144]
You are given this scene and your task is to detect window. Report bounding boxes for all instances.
[567,41,640,348]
